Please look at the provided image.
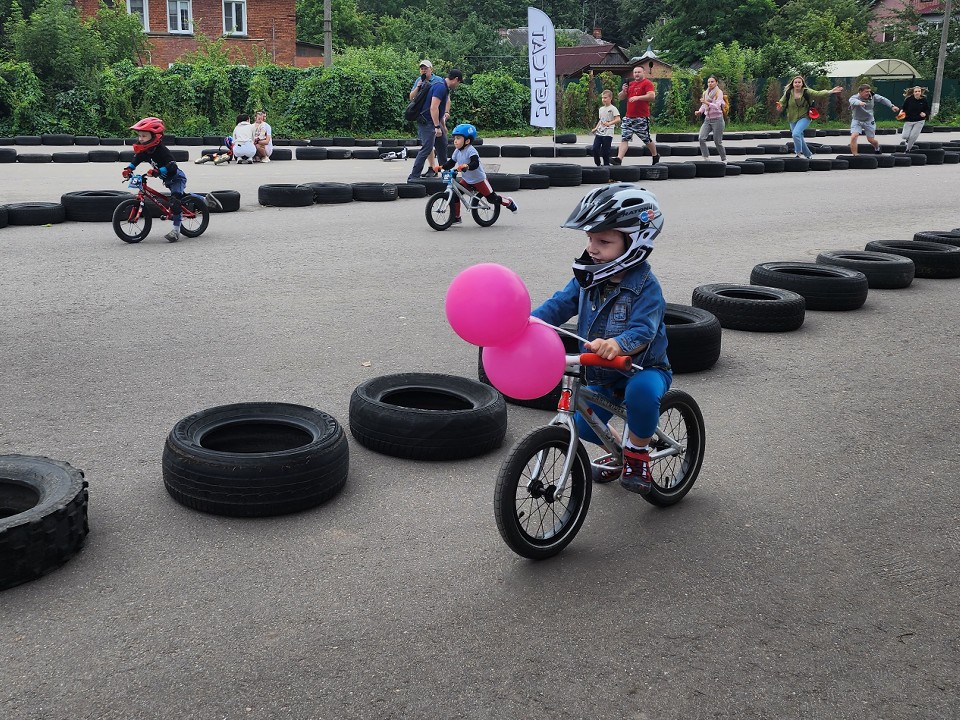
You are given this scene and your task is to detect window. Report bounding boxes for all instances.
[882,25,895,43]
[127,0,149,31]
[167,0,192,33]
[223,0,246,35]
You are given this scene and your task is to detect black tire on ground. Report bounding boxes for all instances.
[5,201,66,225]
[14,135,41,145]
[916,148,945,165]
[349,373,507,460]
[724,163,742,176]
[942,151,960,164]
[808,158,833,171]
[169,149,189,162]
[608,165,643,181]
[890,154,912,167]
[203,135,225,145]
[325,148,352,159]
[352,182,398,201]
[354,139,377,147]
[692,283,805,332]
[0,455,89,591]
[332,136,355,146]
[516,173,551,189]
[41,133,74,146]
[555,133,578,144]
[477,324,581,411]
[815,250,914,289]
[528,162,583,186]
[746,157,784,172]
[295,147,328,160]
[750,262,868,311]
[87,150,120,163]
[637,165,670,180]
[781,157,810,172]
[17,153,52,163]
[487,173,522,192]
[475,145,500,157]
[408,177,447,194]
[75,136,101,146]
[556,146,585,157]
[664,303,722,373]
[831,158,850,170]
[51,152,88,163]
[580,166,611,183]
[269,147,293,160]
[692,161,725,178]
[912,230,960,247]
[501,145,531,157]
[395,182,427,198]
[351,148,381,159]
[864,240,960,279]
[875,154,895,168]
[530,146,560,158]
[0,148,17,162]
[199,190,241,213]
[117,150,136,163]
[836,154,878,169]
[0,205,7,228]
[162,403,349,517]
[669,146,699,156]
[309,137,333,146]
[666,162,697,179]
[257,184,315,207]
[300,181,353,204]
[60,190,132,222]
[99,137,125,146]
[732,161,765,174]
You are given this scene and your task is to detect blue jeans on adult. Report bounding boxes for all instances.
[790,116,813,158]
[408,120,447,181]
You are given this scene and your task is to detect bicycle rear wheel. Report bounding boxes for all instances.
[425,192,455,231]
[645,389,706,507]
[179,195,209,238]
[471,198,500,227]
[112,198,151,243]
[494,425,592,559]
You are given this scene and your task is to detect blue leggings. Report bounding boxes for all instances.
[576,367,672,444]
[165,171,187,227]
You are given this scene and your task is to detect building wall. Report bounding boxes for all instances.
[870,0,943,42]
[74,0,296,66]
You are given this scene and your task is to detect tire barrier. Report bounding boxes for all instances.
[692,283,806,332]
[750,262,869,311]
[663,304,722,373]
[257,184,314,207]
[864,240,960,279]
[815,250,914,289]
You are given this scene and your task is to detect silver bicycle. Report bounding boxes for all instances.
[424,169,501,230]
[494,351,706,560]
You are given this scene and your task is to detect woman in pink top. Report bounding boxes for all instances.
[695,76,726,162]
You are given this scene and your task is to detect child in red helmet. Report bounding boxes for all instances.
[123,117,189,242]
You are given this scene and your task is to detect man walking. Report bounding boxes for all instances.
[849,84,899,155]
[410,60,444,176]
[612,65,659,166]
[408,69,463,182]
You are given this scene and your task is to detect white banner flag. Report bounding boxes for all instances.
[528,7,556,128]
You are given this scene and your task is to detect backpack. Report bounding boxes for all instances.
[404,79,433,122]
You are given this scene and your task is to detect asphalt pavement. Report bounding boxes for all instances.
[1,133,958,719]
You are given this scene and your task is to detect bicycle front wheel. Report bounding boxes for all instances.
[425,192,455,231]
[112,198,151,243]
[494,425,592,560]
[646,389,706,507]
[179,195,210,238]
[471,198,500,227]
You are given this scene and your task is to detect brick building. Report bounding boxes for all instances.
[73,0,304,67]
[870,0,945,43]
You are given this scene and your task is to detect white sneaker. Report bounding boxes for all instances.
[262,156,270,163]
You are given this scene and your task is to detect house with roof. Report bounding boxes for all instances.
[72,0,320,67]
[870,0,946,43]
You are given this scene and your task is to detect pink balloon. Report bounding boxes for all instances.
[445,263,531,347]
[482,321,566,400]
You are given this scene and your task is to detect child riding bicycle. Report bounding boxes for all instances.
[433,123,517,225]
[530,184,671,496]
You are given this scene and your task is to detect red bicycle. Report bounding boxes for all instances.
[112,173,210,243]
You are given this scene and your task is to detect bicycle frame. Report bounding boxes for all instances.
[124,174,201,222]
[542,355,683,498]
[437,170,494,213]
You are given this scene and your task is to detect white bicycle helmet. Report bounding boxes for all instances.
[564,183,663,289]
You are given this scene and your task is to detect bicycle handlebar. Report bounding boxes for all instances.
[577,353,633,371]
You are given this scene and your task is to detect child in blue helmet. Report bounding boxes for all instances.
[434,123,517,224]
[530,184,670,496]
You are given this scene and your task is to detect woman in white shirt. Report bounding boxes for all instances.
[231,113,256,163]
[253,110,273,163]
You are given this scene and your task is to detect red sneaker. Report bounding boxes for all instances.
[620,446,652,495]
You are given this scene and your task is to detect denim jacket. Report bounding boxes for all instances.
[531,261,670,385]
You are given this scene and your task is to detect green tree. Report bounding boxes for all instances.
[297,0,374,50]
[656,0,777,65]
[771,0,869,60]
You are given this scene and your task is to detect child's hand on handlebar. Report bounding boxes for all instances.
[121,167,133,179]
[584,337,623,360]
[456,164,468,171]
